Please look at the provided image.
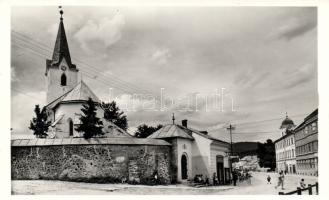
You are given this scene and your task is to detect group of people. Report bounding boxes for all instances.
[193,174,210,185]
[267,170,307,190]
[232,169,252,186]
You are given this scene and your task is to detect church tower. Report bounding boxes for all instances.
[45,8,78,103]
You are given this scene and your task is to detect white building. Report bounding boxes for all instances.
[274,114,296,174]
[148,119,231,184]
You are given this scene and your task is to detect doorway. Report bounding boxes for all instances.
[181,154,188,180]
[216,155,224,184]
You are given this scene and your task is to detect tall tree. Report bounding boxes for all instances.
[101,101,128,131]
[257,139,276,170]
[135,124,163,138]
[75,98,104,139]
[29,105,51,138]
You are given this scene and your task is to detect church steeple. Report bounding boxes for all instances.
[45,6,78,104]
[51,7,74,68]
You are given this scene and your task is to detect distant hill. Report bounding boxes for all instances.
[233,142,260,158]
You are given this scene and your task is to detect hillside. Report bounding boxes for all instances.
[233,142,260,157]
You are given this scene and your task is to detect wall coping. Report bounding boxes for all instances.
[11,137,171,147]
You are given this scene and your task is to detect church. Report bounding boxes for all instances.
[11,9,232,185]
[43,10,131,139]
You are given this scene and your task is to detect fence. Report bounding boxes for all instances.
[279,182,318,195]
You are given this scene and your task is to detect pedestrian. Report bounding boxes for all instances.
[246,171,251,185]
[267,175,271,184]
[280,171,285,189]
[300,178,306,189]
[232,169,238,186]
[213,172,219,186]
[275,171,282,189]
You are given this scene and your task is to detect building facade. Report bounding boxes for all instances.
[148,119,231,184]
[294,109,318,176]
[274,114,296,174]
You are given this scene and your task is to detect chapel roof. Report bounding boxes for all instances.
[147,123,229,144]
[147,124,194,140]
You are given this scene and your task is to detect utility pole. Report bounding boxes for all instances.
[227,124,235,156]
[227,124,235,179]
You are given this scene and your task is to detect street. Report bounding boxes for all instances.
[11,172,318,195]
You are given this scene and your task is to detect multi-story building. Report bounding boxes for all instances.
[274,114,297,174]
[294,109,318,176]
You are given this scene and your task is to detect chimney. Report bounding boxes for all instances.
[182,119,188,128]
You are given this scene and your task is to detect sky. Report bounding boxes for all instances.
[11,6,318,142]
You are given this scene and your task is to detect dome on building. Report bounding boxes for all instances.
[280,113,295,130]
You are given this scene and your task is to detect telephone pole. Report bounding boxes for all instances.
[227,124,235,156]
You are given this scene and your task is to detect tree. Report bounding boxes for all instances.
[29,105,51,138]
[135,124,163,138]
[257,139,276,171]
[101,101,128,131]
[75,98,104,139]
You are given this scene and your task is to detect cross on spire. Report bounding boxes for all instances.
[59,6,64,20]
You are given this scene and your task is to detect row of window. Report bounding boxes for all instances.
[275,137,294,149]
[295,122,317,140]
[276,149,295,161]
[297,158,318,170]
[296,141,318,156]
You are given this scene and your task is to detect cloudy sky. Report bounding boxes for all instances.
[11,6,318,142]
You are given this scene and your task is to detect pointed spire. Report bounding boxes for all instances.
[172,113,175,124]
[51,6,74,68]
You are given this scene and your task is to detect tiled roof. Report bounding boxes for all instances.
[61,81,99,102]
[45,81,99,110]
[11,137,171,147]
[147,123,230,144]
[147,124,194,140]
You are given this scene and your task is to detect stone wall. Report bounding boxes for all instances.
[11,142,171,184]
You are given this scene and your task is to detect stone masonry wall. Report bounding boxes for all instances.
[11,144,171,184]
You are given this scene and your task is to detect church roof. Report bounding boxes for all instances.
[45,81,100,110]
[51,17,74,68]
[62,81,99,102]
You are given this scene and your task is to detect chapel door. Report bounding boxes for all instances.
[181,154,188,180]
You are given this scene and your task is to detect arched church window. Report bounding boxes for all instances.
[61,73,67,86]
[67,118,73,136]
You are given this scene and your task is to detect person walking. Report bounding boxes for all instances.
[275,171,285,190]
[232,169,238,186]
[267,175,272,184]
[300,178,306,189]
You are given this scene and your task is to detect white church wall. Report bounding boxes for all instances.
[53,103,104,138]
[175,138,192,182]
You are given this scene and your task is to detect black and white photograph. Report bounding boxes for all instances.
[3,1,329,197]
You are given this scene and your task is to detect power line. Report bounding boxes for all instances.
[12,31,156,96]
[12,40,139,95]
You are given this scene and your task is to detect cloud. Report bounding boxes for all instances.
[151,48,171,65]
[11,66,20,82]
[270,9,316,41]
[11,91,46,138]
[74,12,125,54]
[283,64,316,89]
